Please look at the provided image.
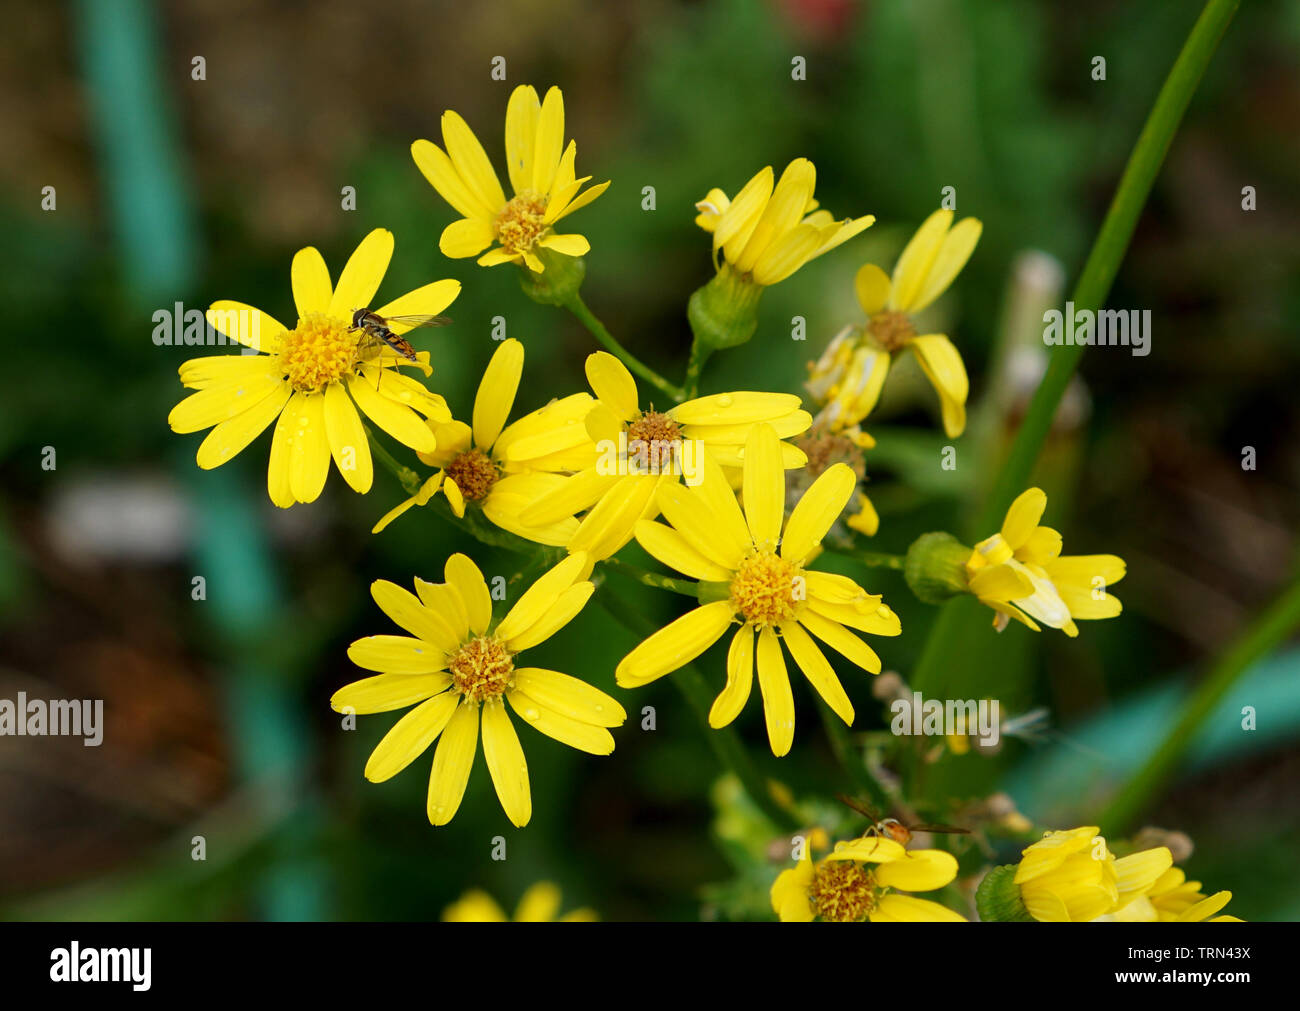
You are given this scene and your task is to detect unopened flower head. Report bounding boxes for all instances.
[772,835,966,922]
[331,553,624,827]
[372,338,596,544]
[412,85,609,273]
[1012,826,1172,922]
[965,487,1126,636]
[807,209,980,438]
[168,228,458,507]
[519,352,812,561]
[615,424,901,757]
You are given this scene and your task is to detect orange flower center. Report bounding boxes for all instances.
[448,635,514,701]
[279,313,359,392]
[730,551,802,626]
[867,311,916,352]
[495,191,548,256]
[626,410,682,472]
[809,860,878,922]
[446,448,500,502]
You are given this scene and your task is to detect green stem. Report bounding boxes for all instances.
[365,427,423,496]
[973,0,1240,537]
[822,536,906,571]
[1099,575,1300,834]
[603,557,699,597]
[564,293,685,402]
[595,590,797,830]
[683,339,712,400]
[816,700,891,810]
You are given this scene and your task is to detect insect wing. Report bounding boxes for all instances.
[907,823,971,835]
[380,313,453,332]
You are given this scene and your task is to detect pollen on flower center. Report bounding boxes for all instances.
[495,191,548,255]
[448,635,514,701]
[446,448,500,501]
[280,312,360,392]
[868,310,916,352]
[730,551,802,626]
[626,410,682,471]
[809,860,877,922]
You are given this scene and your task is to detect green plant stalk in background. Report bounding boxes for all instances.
[563,292,685,402]
[909,0,1243,797]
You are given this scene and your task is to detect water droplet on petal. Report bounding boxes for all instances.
[717,394,733,407]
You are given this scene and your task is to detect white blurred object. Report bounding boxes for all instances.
[47,474,193,563]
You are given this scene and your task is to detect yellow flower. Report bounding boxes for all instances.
[1013,827,1172,921]
[615,424,900,757]
[331,553,624,827]
[789,424,879,537]
[966,487,1126,637]
[772,836,966,922]
[807,209,980,437]
[1108,866,1242,922]
[442,882,597,922]
[520,352,812,561]
[372,338,595,544]
[694,159,874,287]
[169,228,458,507]
[412,85,609,273]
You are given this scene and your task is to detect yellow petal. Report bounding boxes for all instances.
[346,373,437,454]
[889,209,952,312]
[323,381,372,494]
[364,692,459,782]
[347,634,447,674]
[796,610,881,674]
[412,577,471,642]
[288,391,331,504]
[567,474,661,561]
[531,86,566,195]
[517,465,616,526]
[440,216,496,258]
[870,894,966,922]
[910,217,982,313]
[168,372,289,434]
[291,246,332,317]
[751,221,824,285]
[633,520,732,582]
[614,601,734,688]
[504,84,541,195]
[494,553,588,643]
[669,391,802,427]
[734,158,815,274]
[551,178,610,223]
[441,109,506,214]
[504,581,594,652]
[854,262,892,316]
[692,450,754,555]
[411,138,489,219]
[193,382,292,469]
[372,578,463,652]
[427,701,479,825]
[473,338,524,449]
[585,351,640,422]
[709,624,754,728]
[1001,487,1048,548]
[538,232,590,257]
[445,554,492,635]
[909,334,969,438]
[781,463,856,562]
[205,301,286,353]
[756,626,795,756]
[770,860,816,921]
[874,849,959,891]
[656,481,747,571]
[715,166,773,264]
[967,564,1034,603]
[266,396,296,508]
[515,881,561,922]
[328,228,394,319]
[507,690,615,754]
[741,423,784,548]
[330,672,452,714]
[512,667,626,727]
[481,700,531,827]
[780,620,853,725]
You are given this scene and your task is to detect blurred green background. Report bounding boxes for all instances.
[1,0,1298,921]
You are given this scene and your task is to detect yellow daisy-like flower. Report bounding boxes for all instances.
[1107,865,1242,922]
[966,487,1126,637]
[807,209,981,438]
[520,351,812,561]
[372,338,596,544]
[168,228,458,507]
[615,424,901,757]
[442,882,597,922]
[330,552,624,827]
[772,836,966,922]
[1013,827,1173,922]
[694,158,874,287]
[412,85,610,273]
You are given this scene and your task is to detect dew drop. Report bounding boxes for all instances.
[524,707,540,721]
[717,394,733,407]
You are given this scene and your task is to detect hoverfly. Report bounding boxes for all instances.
[837,794,970,848]
[347,307,452,364]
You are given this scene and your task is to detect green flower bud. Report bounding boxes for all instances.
[904,531,972,604]
[687,264,763,350]
[518,246,586,306]
[975,864,1035,922]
